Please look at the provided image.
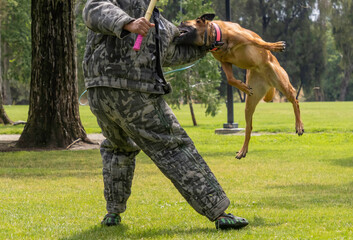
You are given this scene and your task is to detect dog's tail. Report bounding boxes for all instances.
[263,88,275,102]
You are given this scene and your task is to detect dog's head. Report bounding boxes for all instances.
[174,13,216,46]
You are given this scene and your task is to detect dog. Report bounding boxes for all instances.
[174,13,304,159]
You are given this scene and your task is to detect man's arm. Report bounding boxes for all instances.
[83,0,155,38]
[163,43,207,67]
[83,0,134,38]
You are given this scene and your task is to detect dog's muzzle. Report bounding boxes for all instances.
[174,26,198,45]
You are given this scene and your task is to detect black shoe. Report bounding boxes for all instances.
[215,213,248,230]
[101,213,121,226]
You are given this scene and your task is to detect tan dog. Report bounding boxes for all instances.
[174,14,304,159]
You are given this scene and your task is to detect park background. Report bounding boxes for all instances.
[1,0,353,239]
[1,0,353,108]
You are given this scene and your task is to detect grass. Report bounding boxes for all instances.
[1,101,353,239]
[2,101,353,134]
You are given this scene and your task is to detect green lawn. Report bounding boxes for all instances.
[1,102,353,239]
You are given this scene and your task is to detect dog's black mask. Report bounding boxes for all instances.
[173,24,198,45]
[173,14,215,45]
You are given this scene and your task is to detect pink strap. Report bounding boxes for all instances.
[212,23,221,42]
[210,23,222,52]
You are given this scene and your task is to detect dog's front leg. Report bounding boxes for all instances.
[236,70,269,159]
[221,62,253,96]
[236,103,253,159]
[236,95,255,159]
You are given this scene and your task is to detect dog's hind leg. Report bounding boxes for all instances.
[267,62,304,136]
[221,62,253,96]
[236,70,269,159]
[252,40,286,53]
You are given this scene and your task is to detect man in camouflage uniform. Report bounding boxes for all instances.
[83,0,248,230]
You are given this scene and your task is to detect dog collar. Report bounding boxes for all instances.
[204,22,224,52]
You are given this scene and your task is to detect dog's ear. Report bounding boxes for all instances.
[199,13,215,22]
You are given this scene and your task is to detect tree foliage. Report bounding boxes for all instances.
[0,0,13,124]
[1,0,31,105]
[1,0,353,112]
[165,54,222,117]
[322,30,344,101]
[2,0,31,83]
[162,0,222,124]
[74,0,88,95]
[215,0,329,101]
[331,0,353,101]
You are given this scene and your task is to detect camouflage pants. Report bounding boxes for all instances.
[88,87,230,221]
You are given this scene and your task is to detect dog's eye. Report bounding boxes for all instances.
[196,19,201,23]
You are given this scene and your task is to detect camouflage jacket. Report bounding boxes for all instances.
[83,0,206,94]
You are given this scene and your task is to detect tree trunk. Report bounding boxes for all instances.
[0,18,13,125]
[2,43,12,105]
[185,73,197,126]
[339,64,352,101]
[188,94,197,126]
[0,91,13,125]
[259,0,271,36]
[17,0,89,148]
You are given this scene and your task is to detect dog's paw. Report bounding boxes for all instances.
[235,150,247,159]
[296,124,304,136]
[244,86,253,96]
[249,87,253,96]
[296,128,304,136]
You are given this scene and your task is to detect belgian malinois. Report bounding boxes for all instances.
[174,13,304,159]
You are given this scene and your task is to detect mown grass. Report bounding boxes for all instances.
[1,101,353,239]
[3,101,353,134]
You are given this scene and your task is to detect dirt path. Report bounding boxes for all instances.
[0,134,105,151]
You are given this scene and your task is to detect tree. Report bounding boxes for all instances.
[165,55,222,126]
[331,0,353,101]
[0,25,14,125]
[257,0,324,100]
[0,0,13,124]
[162,0,222,125]
[0,90,13,125]
[322,29,344,100]
[1,0,31,105]
[219,0,327,101]
[74,0,89,95]
[17,0,90,148]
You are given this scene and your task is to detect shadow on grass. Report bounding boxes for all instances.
[265,182,353,209]
[60,215,277,240]
[60,224,215,240]
[0,150,102,179]
[0,169,101,179]
[329,157,353,167]
[250,215,283,228]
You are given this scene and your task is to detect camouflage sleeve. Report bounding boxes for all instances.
[162,43,207,67]
[83,0,135,38]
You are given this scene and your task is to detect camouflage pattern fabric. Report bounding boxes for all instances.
[88,87,230,221]
[83,0,206,94]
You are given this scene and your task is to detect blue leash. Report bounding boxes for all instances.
[163,60,200,75]
[79,60,201,106]
[79,90,88,106]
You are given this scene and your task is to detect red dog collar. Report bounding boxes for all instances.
[210,23,223,51]
[203,22,224,51]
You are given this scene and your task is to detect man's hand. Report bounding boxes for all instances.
[124,17,155,37]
